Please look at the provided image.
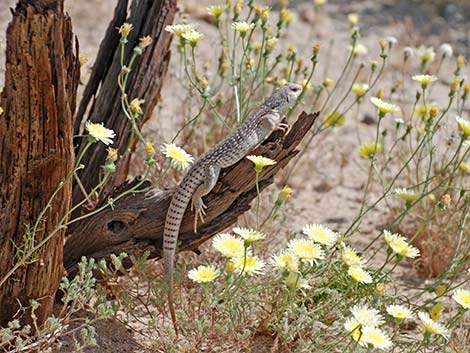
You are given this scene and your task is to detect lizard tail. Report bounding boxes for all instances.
[163,176,201,336]
[165,256,179,336]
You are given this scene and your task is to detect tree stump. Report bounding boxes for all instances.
[0,0,79,325]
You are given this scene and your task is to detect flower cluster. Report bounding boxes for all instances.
[344,304,392,350]
[383,230,420,259]
[341,244,372,284]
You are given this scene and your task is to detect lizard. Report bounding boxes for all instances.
[163,83,302,333]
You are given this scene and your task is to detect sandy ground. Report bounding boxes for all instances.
[1,0,470,352]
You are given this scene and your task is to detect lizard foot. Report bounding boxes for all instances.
[277,122,289,133]
[191,197,207,234]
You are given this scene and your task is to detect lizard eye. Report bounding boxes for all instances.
[291,87,300,92]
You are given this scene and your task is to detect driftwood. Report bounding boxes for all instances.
[64,112,319,274]
[0,0,79,325]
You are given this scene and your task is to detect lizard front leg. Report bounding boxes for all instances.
[191,164,221,233]
[256,112,281,140]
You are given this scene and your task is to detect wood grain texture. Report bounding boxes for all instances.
[64,112,319,276]
[71,0,176,219]
[0,0,79,325]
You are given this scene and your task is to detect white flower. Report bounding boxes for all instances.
[361,326,392,350]
[438,43,453,57]
[188,265,219,283]
[271,250,299,273]
[370,97,399,114]
[386,305,413,319]
[212,233,245,258]
[452,289,470,309]
[160,143,194,170]
[85,121,116,145]
[418,312,450,340]
[349,43,367,56]
[165,23,197,37]
[348,266,373,284]
[288,239,325,264]
[181,29,204,45]
[232,227,265,243]
[351,304,385,327]
[302,224,339,247]
[412,74,438,87]
[384,230,420,258]
[456,116,470,136]
[231,256,265,276]
[232,21,255,34]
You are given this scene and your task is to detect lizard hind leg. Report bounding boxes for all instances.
[191,164,221,234]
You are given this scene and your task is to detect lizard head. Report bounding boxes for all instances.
[262,83,302,110]
[282,83,302,104]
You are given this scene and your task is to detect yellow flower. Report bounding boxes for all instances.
[412,74,438,89]
[456,116,470,137]
[370,97,399,115]
[361,326,392,350]
[144,143,155,156]
[247,155,277,172]
[352,83,369,97]
[232,227,265,243]
[430,303,444,320]
[279,9,297,24]
[416,46,436,63]
[324,112,345,128]
[452,289,470,310]
[386,305,413,320]
[232,21,255,35]
[344,318,364,343]
[212,233,245,258]
[160,143,194,170]
[277,186,293,202]
[107,147,119,162]
[342,245,365,267]
[414,103,439,122]
[266,37,278,51]
[394,188,420,202]
[349,43,368,56]
[165,23,196,37]
[138,36,152,49]
[302,224,338,247]
[384,230,420,258]
[207,4,227,17]
[182,29,204,45]
[85,121,116,145]
[129,98,145,115]
[348,266,373,284]
[188,265,219,283]
[272,250,299,273]
[323,78,334,87]
[288,239,325,264]
[118,23,133,36]
[358,142,383,159]
[348,13,358,26]
[314,0,326,6]
[418,312,450,340]
[351,304,385,327]
[231,256,265,276]
[254,5,270,22]
[285,272,310,289]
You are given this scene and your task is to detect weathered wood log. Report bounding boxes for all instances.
[71,0,176,218]
[0,0,79,325]
[64,112,319,275]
